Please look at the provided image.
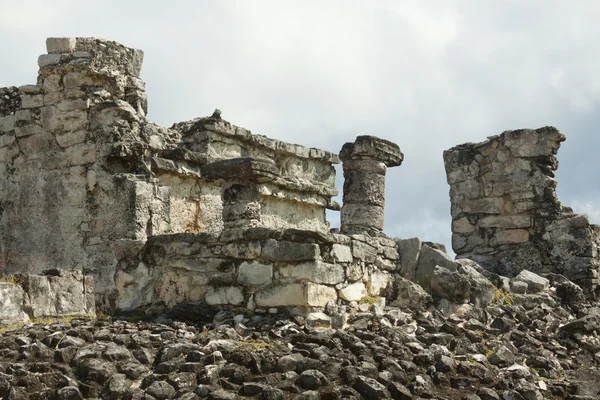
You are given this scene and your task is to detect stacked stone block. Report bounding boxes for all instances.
[114,227,399,315]
[0,270,95,325]
[0,37,342,309]
[444,127,600,295]
[339,136,403,235]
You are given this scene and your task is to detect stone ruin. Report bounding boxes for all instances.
[444,127,600,296]
[0,37,599,326]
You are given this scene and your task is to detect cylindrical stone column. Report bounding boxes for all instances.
[339,136,403,235]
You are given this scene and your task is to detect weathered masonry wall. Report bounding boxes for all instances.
[0,38,340,307]
[0,270,95,325]
[444,127,600,295]
[114,228,398,316]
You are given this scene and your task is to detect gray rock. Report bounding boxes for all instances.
[414,245,457,288]
[488,346,515,367]
[512,270,549,293]
[353,375,389,399]
[146,381,177,399]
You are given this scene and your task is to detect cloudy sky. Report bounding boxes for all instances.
[2,0,600,251]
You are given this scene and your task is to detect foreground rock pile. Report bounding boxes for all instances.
[1,274,600,400]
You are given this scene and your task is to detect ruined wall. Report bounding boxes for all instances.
[444,127,600,295]
[0,38,340,307]
[0,270,95,325]
[0,38,176,305]
[114,227,398,317]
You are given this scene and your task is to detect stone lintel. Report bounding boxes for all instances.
[201,157,280,183]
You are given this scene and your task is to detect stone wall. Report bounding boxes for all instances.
[0,38,340,307]
[114,227,398,317]
[444,127,600,295]
[0,270,95,325]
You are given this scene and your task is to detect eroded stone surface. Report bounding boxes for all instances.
[444,127,600,296]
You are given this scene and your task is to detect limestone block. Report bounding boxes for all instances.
[254,283,336,307]
[0,114,15,132]
[237,261,273,286]
[205,286,244,306]
[456,261,496,307]
[430,266,470,302]
[338,282,368,302]
[0,282,25,324]
[26,272,87,318]
[478,215,531,229]
[341,203,384,231]
[220,241,261,259]
[277,261,345,285]
[21,95,43,109]
[330,244,353,263]
[512,270,549,293]
[56,130,87,148]
[509,280,528,294]
[386,275,433,310]
[352,239,377,262]
[51,274,86,316]
[46,37,77,53]
[15,123,43,138]
[452,217,476,233]
[262,239,320,261]
[397,237,422,279]
[306,312,331,329]
[38,54,61,67]
[368,270,390,296]
[460,198,504,214]
[414,244,457,287]
[201,157,280,182]
[84,275,95,315]
[0,134,15,149]
[57,99,90,111]
[339,135,403,167]
[115,262,153,310]
[342,169,386,206]
[490,229,529,246]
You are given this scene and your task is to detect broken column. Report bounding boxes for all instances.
[201,157,280,230]
[339,136,403,235]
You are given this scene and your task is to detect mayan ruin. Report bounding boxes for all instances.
[0,37,599,399]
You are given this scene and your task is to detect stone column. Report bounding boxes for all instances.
[339,136,403,235]
[201,157,280,230]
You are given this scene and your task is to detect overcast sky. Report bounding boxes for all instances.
[2,0,600,252]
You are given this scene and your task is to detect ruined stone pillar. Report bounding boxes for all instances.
[339,136,403,235]
[201,157,280,230]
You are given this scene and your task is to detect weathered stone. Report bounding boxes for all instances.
[306,312,331,329]
[339,136,402,234]
[38,53,61,67]
[397,237,422,279]
[511,270,549,293]
[414,244,457,287]
[254,283,336,307]
[277,261,345,285]
[262,240,320,261]
[237,261,273,286]
[46,37,77,53]
[205,286,244,306]
[338,282,368,302]
[386,275,433,310]
[0,282,25,324]
[330,244,353,263]
[445,127,599,294]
